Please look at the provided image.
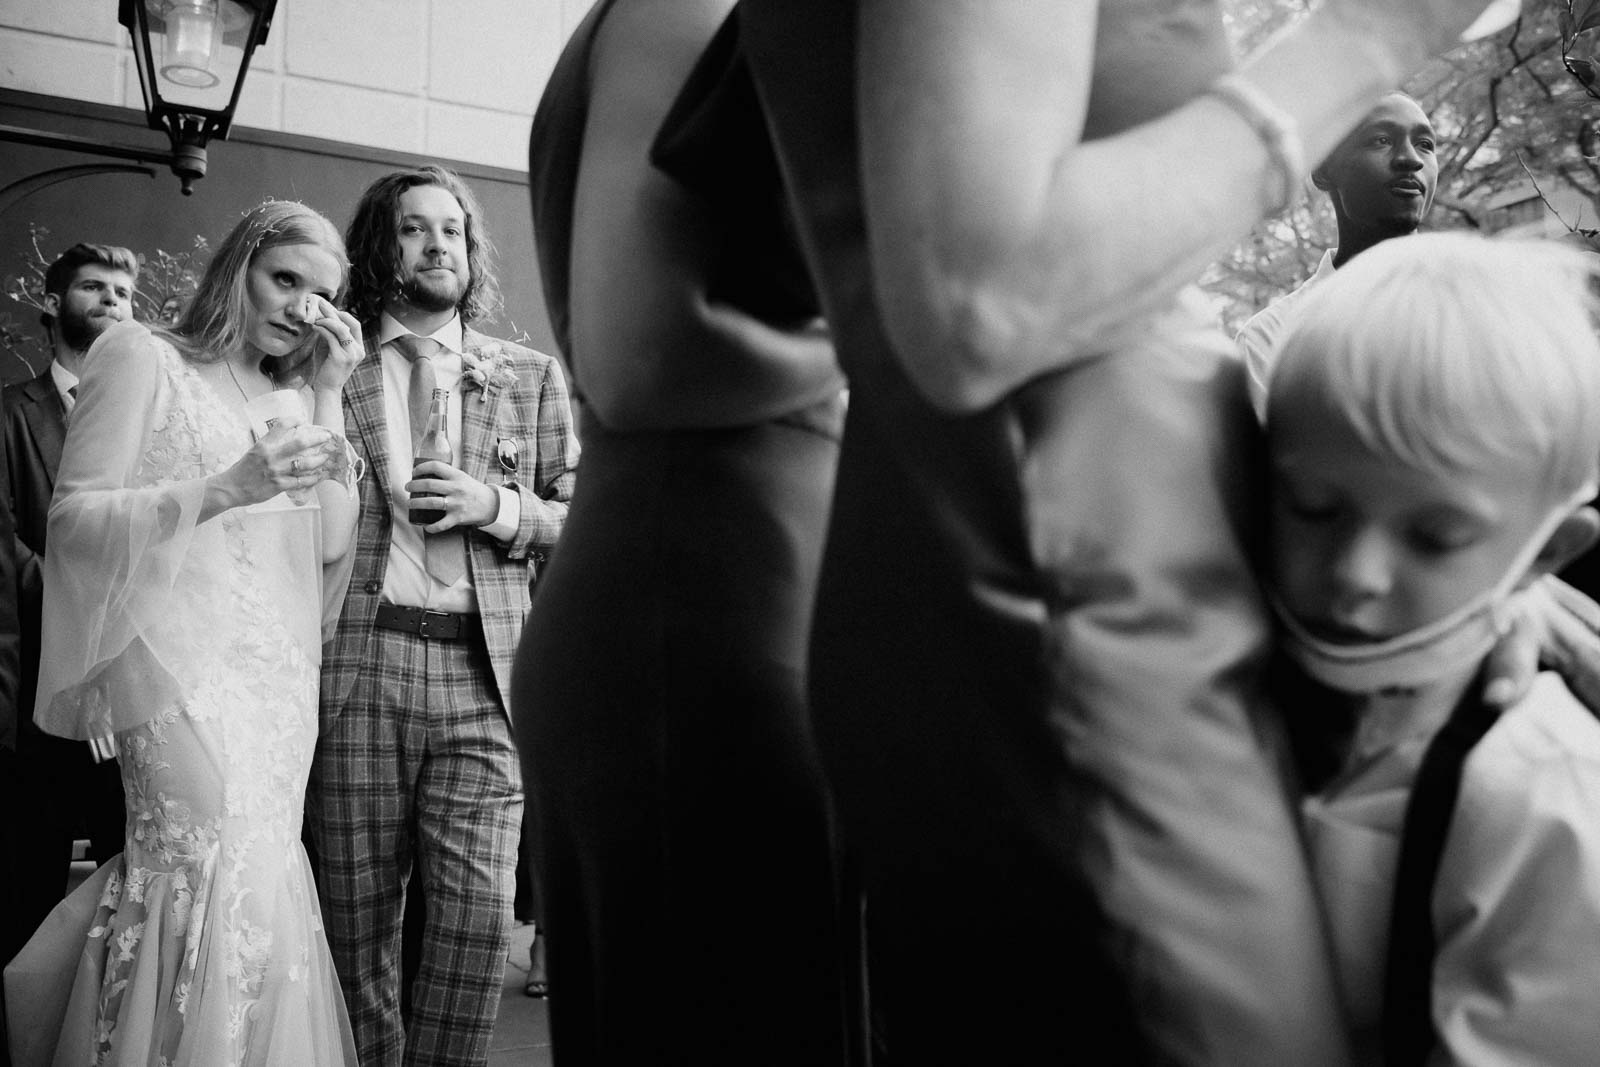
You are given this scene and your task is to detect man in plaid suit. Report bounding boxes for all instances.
[309,164,578,1066]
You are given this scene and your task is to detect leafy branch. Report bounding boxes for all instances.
[0,225,209,384]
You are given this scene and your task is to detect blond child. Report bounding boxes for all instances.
[1266,231,1600,1065]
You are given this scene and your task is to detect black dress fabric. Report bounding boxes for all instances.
[516,4,852,1063]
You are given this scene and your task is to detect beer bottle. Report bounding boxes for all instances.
[409,387,450,525]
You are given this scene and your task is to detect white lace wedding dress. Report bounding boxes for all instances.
[5,321,357,1066]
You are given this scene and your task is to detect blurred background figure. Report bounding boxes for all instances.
[1236,91,1439,415]
[740,0,1512,1061]
[515,1,852,1063]
[2,243,137,967]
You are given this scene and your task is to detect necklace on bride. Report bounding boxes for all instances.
[223,356,260,404]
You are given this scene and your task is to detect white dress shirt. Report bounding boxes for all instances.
[50,360,80,416]
[376,312,519,613]
[1234,248,1338,422]
[1303,670,1600,1064]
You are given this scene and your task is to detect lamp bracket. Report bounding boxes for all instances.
[0,123,201,196]
[0,160,156,219]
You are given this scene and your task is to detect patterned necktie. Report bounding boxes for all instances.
[392,334,467,585]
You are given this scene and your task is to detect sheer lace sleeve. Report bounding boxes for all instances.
[318,436,358,644]
[251,382,360,643]
[34,322,216,739]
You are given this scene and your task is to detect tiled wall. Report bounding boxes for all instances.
[0,0,595,171]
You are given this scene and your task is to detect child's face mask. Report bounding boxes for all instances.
[1273,483,1595,694]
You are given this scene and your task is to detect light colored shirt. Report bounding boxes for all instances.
[50,360,79,416]
[1235,249,1337,421]
[1303,670,1600,1065]
[376,311,520,613]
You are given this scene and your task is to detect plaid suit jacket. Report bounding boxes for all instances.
[320,327,579,724]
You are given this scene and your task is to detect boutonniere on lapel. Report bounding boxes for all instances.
[459,346,519,402]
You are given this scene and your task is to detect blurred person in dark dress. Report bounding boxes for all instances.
[516,2,852,1062]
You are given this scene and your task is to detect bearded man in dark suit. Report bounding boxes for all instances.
[1,242,136,965]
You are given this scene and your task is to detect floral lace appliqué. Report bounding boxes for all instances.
[72,336,338,1066]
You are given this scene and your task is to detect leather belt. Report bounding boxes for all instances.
[374,603,482,641]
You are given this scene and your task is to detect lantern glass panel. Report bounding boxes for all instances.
[140,0,255,113]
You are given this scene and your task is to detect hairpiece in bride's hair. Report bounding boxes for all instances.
[251,223,283,253]
[244,199,315,252]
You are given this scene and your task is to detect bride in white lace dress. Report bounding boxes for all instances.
[5,201,365,1067]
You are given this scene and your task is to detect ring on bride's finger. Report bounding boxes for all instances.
[291,457,300,474]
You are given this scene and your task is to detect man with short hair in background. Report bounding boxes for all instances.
[1236,91,1439,417]
[2,242,137,963]
[308,165,577,1067]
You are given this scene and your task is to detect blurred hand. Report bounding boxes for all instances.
[1325,0,1510,71]
[1483,575,1600,712]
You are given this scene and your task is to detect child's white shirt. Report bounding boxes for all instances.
[1302,671,1600,1065]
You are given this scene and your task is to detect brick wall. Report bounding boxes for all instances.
[0,0,595,172]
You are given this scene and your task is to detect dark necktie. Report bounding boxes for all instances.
[392,334,467,585]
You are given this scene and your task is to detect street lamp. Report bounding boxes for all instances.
[0,0,275,212]
[120,0,279,193]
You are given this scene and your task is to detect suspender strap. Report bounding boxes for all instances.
[1382,670,1501,1066]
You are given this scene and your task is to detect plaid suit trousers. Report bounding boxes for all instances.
[308,626,523,1067]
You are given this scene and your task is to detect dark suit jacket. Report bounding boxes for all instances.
[3,371,67,736]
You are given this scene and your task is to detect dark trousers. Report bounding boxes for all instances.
[1,745,15,1067]
[515,410,852,1066]
[2,735,121,1067]
[7,731,124,958]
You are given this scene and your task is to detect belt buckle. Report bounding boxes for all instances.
[417,609,455,639]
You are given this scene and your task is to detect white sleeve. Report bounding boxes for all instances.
[34,322,210,739]
[1428,693,1600,1067]
[1234,309,1277,424]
